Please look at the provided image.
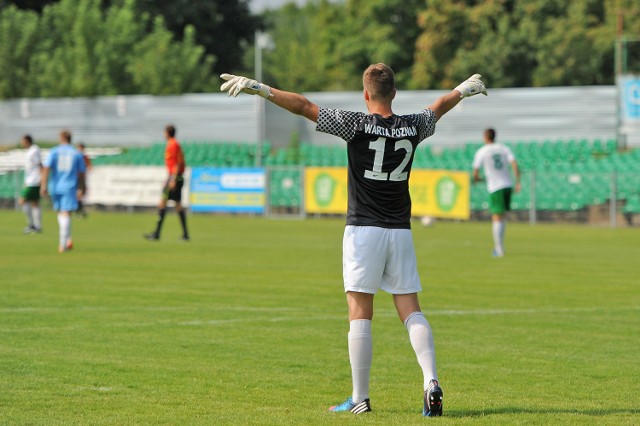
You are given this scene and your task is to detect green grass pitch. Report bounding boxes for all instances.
[0,209,638,425]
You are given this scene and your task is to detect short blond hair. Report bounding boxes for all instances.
[363,63,396,101]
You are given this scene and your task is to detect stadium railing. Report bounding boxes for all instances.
[1,138,639,225]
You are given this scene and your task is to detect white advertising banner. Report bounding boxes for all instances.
[619,74,640,147]
[86,166,190,207]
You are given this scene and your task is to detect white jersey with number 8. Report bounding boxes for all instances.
[472,143,515,193]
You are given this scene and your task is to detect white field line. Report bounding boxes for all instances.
[1,305,638,316]
[0,306,301,313]
[176,306,640,326]
[0,305,640,316]
[1,306,638,330]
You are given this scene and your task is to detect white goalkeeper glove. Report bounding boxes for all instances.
[220,73,273,99]
[454,74,488,98]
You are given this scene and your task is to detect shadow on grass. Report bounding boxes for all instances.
[445,407,640,418]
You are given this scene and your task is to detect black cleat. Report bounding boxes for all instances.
[24,226,42,234]
[423,379,443,417]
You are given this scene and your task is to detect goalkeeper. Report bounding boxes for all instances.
[221,65,487,417]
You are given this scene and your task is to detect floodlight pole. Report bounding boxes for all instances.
[254,30,271,168]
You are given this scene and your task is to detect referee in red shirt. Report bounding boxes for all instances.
[145,124,189,241]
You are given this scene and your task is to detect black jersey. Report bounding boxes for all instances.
[316,107,436,229]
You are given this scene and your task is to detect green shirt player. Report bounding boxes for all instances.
[472,128,521,257]
[220,65,487,417]
[19,134,43,234]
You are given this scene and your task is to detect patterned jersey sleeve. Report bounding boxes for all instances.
[316,107,365,142]
[406,109,437,142]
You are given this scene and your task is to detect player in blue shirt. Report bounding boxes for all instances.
[41,130,87,253]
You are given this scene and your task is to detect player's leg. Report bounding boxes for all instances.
[329,291,373,414]
[384,229,442,416]
[394,295,442,416]
[145,184,169,240]
[20,196,33,232]
[393,293,438,389]
[19,189,34,233]
[57,211,72,252]
[31,199,42,232]
[58,193,77,252]
[52,194,70,252]
[174,180,189,240]
[347,291,373,405]
[76,197,86,217]
[491,213,504,256]
[174,203,189,240]
[31,187,42,232]
[330,226,385,414]
[394,295,438,385]
[489,188,510,257]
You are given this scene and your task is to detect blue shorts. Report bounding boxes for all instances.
[52,192,79,212]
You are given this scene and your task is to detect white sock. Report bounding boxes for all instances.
[404,312,438,390]
[32,206,41,229]
[23,204,33,227]
[492,220,505,255]
[348,319,372,404]
[58,213,71,248]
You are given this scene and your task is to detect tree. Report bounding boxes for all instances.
[0,0,57,13]
[0,0,217,98]
[127,17,215,94]
[437,0,538,89]
[263,0,422,92]
[411,1,471,90]
[411,0,640,89]
[0,6,39,98]
[3,0,639,99]
[261,1,338,92]
[27,0,118,97]
[531,1,610,86]
[133,0,260,76]
[319,0,423,90]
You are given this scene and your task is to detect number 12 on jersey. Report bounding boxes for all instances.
[364,137,413,182]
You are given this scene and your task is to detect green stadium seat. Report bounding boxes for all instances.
[623,196,640,214]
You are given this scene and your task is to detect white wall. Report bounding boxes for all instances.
[0,86,619,148]
[290,86,618,146]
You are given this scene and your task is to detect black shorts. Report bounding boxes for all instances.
[162,176,184,203]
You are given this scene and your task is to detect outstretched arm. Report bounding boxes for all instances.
[428,91,464,122]
[428,74,488,122]
[270,88,319,123]
[220,74,319,122]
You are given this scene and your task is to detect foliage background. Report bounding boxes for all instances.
[0,0,639,98]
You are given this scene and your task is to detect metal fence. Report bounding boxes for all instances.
[4,168,638,227]
[469,171,640,227]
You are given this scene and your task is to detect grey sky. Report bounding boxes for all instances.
[249,0,308,13]
[250,0,342,13]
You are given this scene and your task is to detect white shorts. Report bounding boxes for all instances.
[342,225,422,295]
